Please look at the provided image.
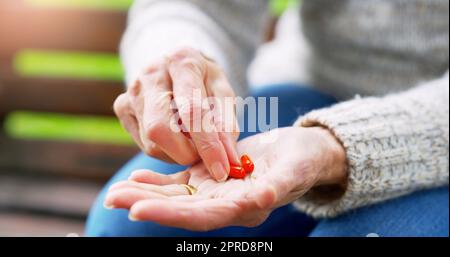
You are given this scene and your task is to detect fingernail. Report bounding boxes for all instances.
[103,202,115,210]
[128,213,139,222]
[211,162,228,182]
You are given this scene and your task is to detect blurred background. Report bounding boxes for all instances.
[0,0,302,236]
[0,0,137,236]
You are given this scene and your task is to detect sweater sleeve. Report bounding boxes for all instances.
[120,0,269,97]
[293,71,450,218]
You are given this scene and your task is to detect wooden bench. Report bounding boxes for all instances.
[0,0,139,236]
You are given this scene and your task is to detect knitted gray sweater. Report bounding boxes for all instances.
[120,0,449,217]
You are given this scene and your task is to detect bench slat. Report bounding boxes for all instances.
[0,135,139,181]
[0,211,85,236]
[0,0,127,58]
[0,174,101,218]
[0,76,124,116]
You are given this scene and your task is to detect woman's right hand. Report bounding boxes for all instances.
[113,47,240,182]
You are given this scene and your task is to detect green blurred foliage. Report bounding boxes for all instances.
[26,0,133,11]
[5,111,133,145]
[14,50,124,82]
[270,0,301,16]
[9,49,127,144]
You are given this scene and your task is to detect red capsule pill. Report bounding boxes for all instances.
[229,165,246,179]
[241,154,254,174]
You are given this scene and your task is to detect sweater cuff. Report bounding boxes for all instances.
[291,97,367,217]
[291,95,426,217]
[292,71,449,218]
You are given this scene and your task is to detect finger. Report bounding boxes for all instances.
[128,169,190,185]
[205,62,240,164]
[168,48,229,181]
[116,88,174,162]
[108,180,191,196]
[136,65,198,165]
[207,95,240,165]
[218,131,240,165]
[190,132,229,182]
[104,187,168,209]
[129,198,246,231]
[114,93,144,149]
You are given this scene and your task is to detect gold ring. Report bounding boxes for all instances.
[180,184,197,195]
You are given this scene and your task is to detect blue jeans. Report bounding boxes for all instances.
[86,84,449,237]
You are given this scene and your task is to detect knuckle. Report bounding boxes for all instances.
[180,59,203,75]
[169,47,197,60]
[144,58,168,74]
[154,74,170,89]
[169,48,205,74]
[144,120,169,143]
[113,94,129,116]
[139,71,169,90]
[128,79,142,96]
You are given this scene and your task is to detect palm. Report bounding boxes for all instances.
[186,143,271,200]
[105,128,322,231]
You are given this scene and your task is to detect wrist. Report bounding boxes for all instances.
[311,127,348,187]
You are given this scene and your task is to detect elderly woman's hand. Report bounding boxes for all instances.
[104,127,347,231]
[113,47,239,182]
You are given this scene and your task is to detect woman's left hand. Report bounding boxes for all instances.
[104,126,347,231]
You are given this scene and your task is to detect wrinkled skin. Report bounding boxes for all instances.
[113,47,240,182]
[104,127,347,231]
